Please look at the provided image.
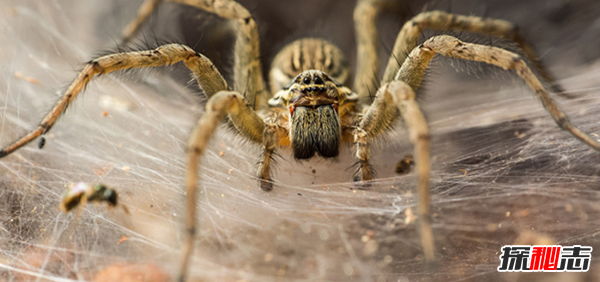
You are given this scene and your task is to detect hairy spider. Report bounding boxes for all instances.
[2,0,600,281]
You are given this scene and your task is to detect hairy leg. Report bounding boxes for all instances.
[381,11,564,95]
[257,123,278,191]
[183,91,265,281]
[358,80,433,261]
[123,0,269,110]
[0,43,267,281]
[0,44,234,157]
[353,0,400,104]
[353,127,373,181]
[121,0,163,44]
[352,73,399,181]
[399,35,600,151]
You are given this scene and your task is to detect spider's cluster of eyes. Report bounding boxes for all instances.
[299,85,327,93]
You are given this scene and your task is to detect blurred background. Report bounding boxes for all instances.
[1,0,600,281]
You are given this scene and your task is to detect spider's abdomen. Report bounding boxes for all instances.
[269,38,349,94]
[290,105,341,159]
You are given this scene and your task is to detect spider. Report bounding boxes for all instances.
[2,0,600,281]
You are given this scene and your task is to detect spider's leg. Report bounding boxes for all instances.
[353,0,400,104]
[382,11,565,95]
[123,0,269,110]
[400,35,600,151]
[357,80,433,261]
[0,44,264,157]
[257,123,278,191]
[352,72,400,181]
[183,91,264,282]
[121,0,163,45]
[353,127,373,181]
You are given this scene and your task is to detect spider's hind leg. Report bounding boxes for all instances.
[123,0,269,110]
[353,0,404,105]
[382,10,566,96]
[121,0,163,45]
[400,35,600,151]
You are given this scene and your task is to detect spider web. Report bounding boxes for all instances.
[1,0,600,281]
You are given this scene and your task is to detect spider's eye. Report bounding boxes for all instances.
[314,76,323,85]
[302,77,311,84]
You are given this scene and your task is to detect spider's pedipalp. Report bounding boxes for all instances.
[257,123,278,191]
[353,127,373,181]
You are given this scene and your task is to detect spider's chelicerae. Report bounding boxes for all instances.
[2,0,600,280]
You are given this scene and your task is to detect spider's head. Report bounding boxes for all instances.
[285,70,341,110]
[270,70,355,160]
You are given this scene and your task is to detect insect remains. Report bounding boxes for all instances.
[60,182,126,213]
[395,154,414,175]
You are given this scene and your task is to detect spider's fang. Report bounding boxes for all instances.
[289,105,295,117]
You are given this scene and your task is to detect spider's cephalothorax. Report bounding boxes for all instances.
[269,69,357,160]
[284,71,343,159]
[266,39,358,160]
[3,0,600,280]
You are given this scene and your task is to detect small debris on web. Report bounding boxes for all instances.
[14,71,41,85]
[395,154,414,175]
[117,236,128,245]
[94,263,170,282]
[100,95,133,111]
[38,137,46,149]
[59,182,128,214]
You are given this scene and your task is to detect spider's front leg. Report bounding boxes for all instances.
[355,81,434,261]
[0,44,227,157]
[183,90,265,281]
[0,42,268,281]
